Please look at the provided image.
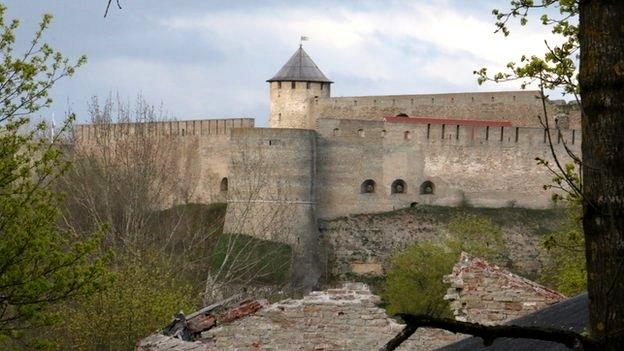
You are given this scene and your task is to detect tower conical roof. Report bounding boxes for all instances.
[267,46,333,83]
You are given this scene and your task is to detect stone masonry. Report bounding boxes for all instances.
[137,283,464,351]
[443,252,565,325]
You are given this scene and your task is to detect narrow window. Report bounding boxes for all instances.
[404,131,411,140]
[381,129,387,137]
[360,179,376,194]
[427,124,431,139]
[456,125,460,140]
[410,98,414,106]
[431,97,435,104]
[543,129,548,143]
[333,128,340,137]
[451,97,455,103]
[277,81,282,89]
[441,124,445,139]
[306,82,311,89]
[471,97,475,103]
[181,128,185,136]
[572,129,575,144]
[357,129,365,137]
[320,83,324,90]
[557,131,561,144]
[291,81,296,89]
[513,95,517,101]
[220,177,228,192]
[486,126,490,141]
[420,181,435,195]
[391,179,407,194]
[269,139,281,146]
[500,126,504,141]
[278,113,281,122]
[354,100,358,106]
[491,96,495,102]
[515,127,519,142]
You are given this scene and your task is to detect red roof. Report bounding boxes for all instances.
[384,116,512,127]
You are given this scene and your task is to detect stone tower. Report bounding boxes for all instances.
[267,46,332,129]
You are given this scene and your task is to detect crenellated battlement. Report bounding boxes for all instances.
[74,118,254,140]
[316,117,581,150]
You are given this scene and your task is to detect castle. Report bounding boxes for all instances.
[75,46,581,266]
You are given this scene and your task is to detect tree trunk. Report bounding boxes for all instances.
[579,1,624,349]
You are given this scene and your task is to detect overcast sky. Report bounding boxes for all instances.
[5,1,562,126]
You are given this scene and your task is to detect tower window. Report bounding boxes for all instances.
[291,81,296,89]
[420,181,435,195]
[306,82,311,89]
[333,128,340,137]
[391,179,406,194]
[278,113,281,122]
[320,83,324,90]
[360,179,376,194]
[220,177,228,192]
[277,81,282,89]
[404,131,411,140]
[357,129,365,137]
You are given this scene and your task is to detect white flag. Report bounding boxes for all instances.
[300,36,309,41]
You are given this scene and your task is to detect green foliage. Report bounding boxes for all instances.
[210,233,292,285]
[478,1,579,96]
[50,248,197,351]
[384,242,456,317]
[446,213,505,263]
[384,213,507,317]
[539,205,586,295]
[0,3,107,345]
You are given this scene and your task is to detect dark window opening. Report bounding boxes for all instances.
[404,131,411,140]
[269,139,281,146]
[381,129,387,137]
[427,124,431,139]
[515,127,519,142]
[396,113,409,117]
[220,177,228,192]
[543,129,548,143]
[486,126,490,141]
[456,125,460,139]
[441,124,446,139]
[500,126,504,142]
[391,179,407,194]
[410,202,419,208]
[357,129,365,137]
[320,83,324,90]
[333,128,340,137]
[420,181,435,195]
[291,81,296,89]
[572,130,575,144]
[361,179,376,194]
[277,81,282,89]
[306,82,311,89]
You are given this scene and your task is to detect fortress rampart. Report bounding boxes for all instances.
[311,90,580,129]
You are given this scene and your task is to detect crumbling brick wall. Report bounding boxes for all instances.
[443,252,565,325]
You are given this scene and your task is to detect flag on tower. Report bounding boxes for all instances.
[300,36,309,41]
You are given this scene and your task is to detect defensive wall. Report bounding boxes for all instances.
[307,90,581,130]
[315,116,581,219]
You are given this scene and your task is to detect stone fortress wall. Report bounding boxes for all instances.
[309,90,581,129]
[74,47,584,274]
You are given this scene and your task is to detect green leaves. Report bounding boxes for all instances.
[0,4,108,346]
[478,1,579,97]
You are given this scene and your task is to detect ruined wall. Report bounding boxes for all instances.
[269,81,330,129]
[198,283,462,351]
[311,90,581,129]
[315,117,581,219]
[443,253,565,325]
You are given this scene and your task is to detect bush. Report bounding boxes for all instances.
[384,213,507,317]
[50,248,198,351]
[383,242,456,317]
